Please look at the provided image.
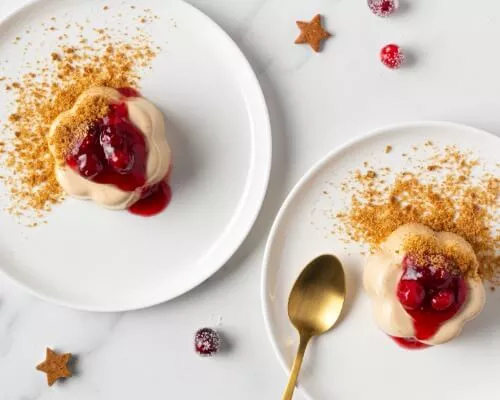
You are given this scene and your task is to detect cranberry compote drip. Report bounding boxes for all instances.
[390,336,429,350]
[129,180,172,217]
[117,87,141,97]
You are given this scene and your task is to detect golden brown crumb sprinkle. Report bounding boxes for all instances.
[402,234,479,279]
[385,145,392,154]
[0,21,158,221]
[334,146,500,285]
[48,96,109,164]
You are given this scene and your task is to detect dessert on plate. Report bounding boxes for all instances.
[48,86,171,216]
[364,223,485,349]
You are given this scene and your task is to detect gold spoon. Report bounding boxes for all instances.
[282,254,346,400]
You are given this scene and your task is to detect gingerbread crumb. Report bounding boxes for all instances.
[333,145,500,284]
[402,234,479,279]
[48,96,109,164]
[0,17,158,221]
[385,145,392,154]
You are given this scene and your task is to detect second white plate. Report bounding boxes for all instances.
[262,121,499,400]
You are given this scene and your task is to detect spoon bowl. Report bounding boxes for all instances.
[282,254,346,400]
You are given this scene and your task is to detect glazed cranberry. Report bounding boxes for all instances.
[79,134,98,152]
[429,267,452,289]
[380,44,404,69]
[102,104,127,126]
[397,280,426,310]
[76,152,103,179]
[109,149,135,174]
[194,328,221,357]
[100,129,124,148]
[431,289,455,311]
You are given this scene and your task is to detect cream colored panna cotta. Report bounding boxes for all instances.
[364,223,485,348]
[48,87,171,215]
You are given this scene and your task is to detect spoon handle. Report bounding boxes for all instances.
[282,334,311,400]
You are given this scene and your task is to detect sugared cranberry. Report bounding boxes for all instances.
[380,44,404,69]
[368,0,398,17]
[397,280,426,310]
[76,152,103,179]
[431,289,455,311]
[194,328,220,357]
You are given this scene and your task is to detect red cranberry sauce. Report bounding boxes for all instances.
[396,253,468,344]
[66,88,171,216]
[390,336,429,350]
[128,180,172,217]
[117,87,141,97]
[66,101,147,191]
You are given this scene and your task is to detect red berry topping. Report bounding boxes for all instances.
[109,149,135,174]
[76,152,103,179]
[397,280,426,310]
[368,0,398,17]
[65,90,171,217]
[429,267,452,289]
[390,336,429,350]
[79,130,99,153]
[194,328,220,357]
[117,87,141,97]
[66,98,147,190]
[100,129,125,148]
[431,289,455,311]
[395,252,468,346]
[380,44,404,69]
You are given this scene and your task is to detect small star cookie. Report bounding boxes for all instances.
[295,14,331,53]
[36,348,72,386]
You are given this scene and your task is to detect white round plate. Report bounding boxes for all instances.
[262,122,500,400]
[0,0,270,311]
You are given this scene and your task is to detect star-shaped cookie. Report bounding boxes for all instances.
[295,14,331,52]
[36,348,72,386]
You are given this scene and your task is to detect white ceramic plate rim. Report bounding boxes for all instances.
[261,120,499,400]
[0,0,271,311]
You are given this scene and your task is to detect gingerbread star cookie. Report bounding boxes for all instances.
[295,14,331,52]
[36,348,72,386]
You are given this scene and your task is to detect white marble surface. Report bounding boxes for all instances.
[1,0,500,399]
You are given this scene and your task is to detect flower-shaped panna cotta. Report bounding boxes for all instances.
[364,223,485,348]
[47,87,171,215]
